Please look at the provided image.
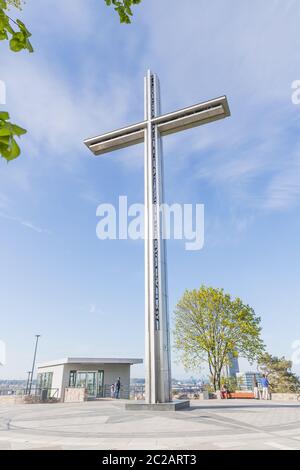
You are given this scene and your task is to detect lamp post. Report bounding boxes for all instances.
[28,335,41,395]
[25,370,31,395]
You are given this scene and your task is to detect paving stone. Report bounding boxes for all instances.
[0,399,300,450]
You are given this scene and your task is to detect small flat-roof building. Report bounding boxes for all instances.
[37,357,143,401]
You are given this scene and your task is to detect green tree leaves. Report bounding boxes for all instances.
[0,1,33,53]
[105,0,141,24]
[0,0,31,162]
[258,353,300,393]
[7,0,23,8]
[0,111,26,161]
[9,19,33,52]
[174,286,265,391]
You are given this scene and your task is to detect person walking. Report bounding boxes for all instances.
[115,377,121,399]
[261,374,270,400]
[110,383,115,399]
[253,375,259,399]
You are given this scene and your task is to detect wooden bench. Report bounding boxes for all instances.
[228,392,254,399]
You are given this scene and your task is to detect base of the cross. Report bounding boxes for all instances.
[125,400,190,411]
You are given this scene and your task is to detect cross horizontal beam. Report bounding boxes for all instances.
[84,95,230,156]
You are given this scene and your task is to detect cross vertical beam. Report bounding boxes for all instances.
[144,71,171,404]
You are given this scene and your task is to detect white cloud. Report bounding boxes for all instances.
[80,189,102,206]
[2,55,129,165]
[2,0,300,214]
[0,211,49,234]
[0,193,10,210]
[21,0,98,41]
[21,220,47,233]
[89,304,103,315]
[139,0,300,212]
[263,153,300,210]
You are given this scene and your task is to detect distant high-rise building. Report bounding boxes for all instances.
[236,372,261,390]
[224,353,240,378]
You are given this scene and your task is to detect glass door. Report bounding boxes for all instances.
[86,372,96,397]
[75,371,97,397]
[97,370,104,397]
[76,372,87,389]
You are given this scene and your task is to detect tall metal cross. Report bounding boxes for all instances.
[84,70,230,404]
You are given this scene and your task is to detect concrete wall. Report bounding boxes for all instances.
[0,395,40,405]
[64,388,87,402]
[271,393,299,401]
[37,364,64,399]
[0,395,23,405]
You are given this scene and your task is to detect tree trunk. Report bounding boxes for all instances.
[208,360,217,392]
[216,372,221,391]
[211,372,218,391]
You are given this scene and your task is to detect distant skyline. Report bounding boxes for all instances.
[1,0,300,379]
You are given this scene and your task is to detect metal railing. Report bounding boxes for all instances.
[1,384,204,401]
[103,385,130,399]
[129,384,204,400]
[0,387,59,401]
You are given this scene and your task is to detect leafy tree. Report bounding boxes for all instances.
[174,286,265,391]
[258,353,300,393]
[0,111,26,161]
[220,375,239,392]
[0,0,32,161]
[105,0,142,23]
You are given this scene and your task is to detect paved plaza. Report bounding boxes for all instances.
[1,399,300,450]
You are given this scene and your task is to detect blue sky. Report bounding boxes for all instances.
[1,0,300,379]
